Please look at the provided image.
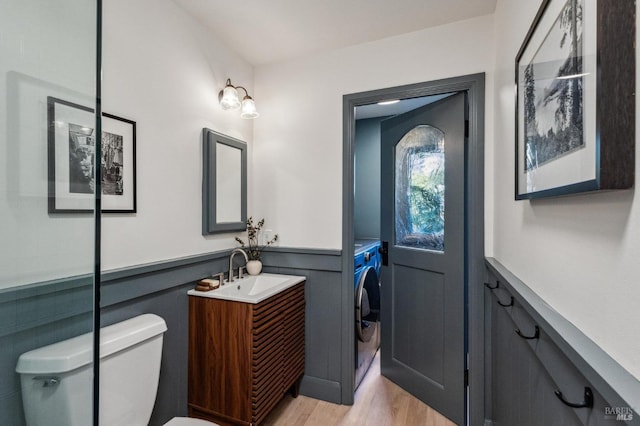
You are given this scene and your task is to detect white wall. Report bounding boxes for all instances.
[0,0,97,288]
[492,0,640,380]
[252,15,496,251]
[101,0,253,270]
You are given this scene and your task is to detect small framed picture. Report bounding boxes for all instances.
[47,97,137,213]
[515,0,635,199]
[101,113,137,213]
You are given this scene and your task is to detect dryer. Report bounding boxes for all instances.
[354,240,381,390]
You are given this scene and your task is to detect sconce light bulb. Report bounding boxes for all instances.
[240,96,259,119]
[219,84,241,110]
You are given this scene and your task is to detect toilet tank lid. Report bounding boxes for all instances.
[16,314,167,374]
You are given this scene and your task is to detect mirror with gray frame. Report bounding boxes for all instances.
[202,128,247,234]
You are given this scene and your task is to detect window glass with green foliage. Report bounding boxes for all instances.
[395,125,445,251]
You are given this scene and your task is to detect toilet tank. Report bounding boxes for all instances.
[16,314,168,426]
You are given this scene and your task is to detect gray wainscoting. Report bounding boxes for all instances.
[0,247,342,426]
[486,258,639,426]
[261,246,343,404]
[100,251,231,425]
[0,276,94,425]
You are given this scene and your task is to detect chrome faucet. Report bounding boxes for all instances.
[228,248,249,283]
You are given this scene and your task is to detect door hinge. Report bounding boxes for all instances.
[464,120,469,138]
[464,369,469,387]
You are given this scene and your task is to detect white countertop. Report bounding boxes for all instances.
[188,273,305,304]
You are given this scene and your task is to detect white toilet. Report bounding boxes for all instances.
[16,314,216,426]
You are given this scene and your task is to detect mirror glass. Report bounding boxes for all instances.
[202,128,247,234]
[216,142,242,222]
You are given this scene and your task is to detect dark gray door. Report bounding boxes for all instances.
[380,93,466,425]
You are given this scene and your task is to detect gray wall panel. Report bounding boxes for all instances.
[263,253,344,402]
[100,282,196,426]
[354,117,384,240]
[99,252,229,426]
[0,312,93,425]
[261,247,341,272]
[0,273,93,425]
[0,277,92,338]
[491,293,581,426]
[486,258,640,425]
[486,258,640,420]
[101,252,230,307]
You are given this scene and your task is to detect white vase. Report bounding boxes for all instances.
[246,260,262,275]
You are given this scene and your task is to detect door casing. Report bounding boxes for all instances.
[342,73,485,425]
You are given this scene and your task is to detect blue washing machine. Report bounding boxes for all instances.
[354,240,381,390]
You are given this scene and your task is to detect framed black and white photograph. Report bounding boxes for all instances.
[47,97,137,213]
[515,0,635,200]
[101,113,137,213]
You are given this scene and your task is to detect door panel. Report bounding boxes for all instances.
[392,265,445,385]
[380,93,465,425]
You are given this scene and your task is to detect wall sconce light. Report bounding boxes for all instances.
[218,78,259,119]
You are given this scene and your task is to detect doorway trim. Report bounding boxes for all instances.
[341,73,485,425]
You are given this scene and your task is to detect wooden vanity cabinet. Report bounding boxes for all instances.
[188,282,305,426]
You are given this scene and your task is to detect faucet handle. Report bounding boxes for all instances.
[213,272,225,286]
[238,266,245,279]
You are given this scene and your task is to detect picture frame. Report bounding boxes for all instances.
[515,0,635,200]
[202,128,247,235]
[47,96,137,213]
[101,113,137,213]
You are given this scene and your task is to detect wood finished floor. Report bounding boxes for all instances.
[262,352,457,426]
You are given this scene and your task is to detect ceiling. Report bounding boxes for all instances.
[173,0,497,66]
[355,93,452,120]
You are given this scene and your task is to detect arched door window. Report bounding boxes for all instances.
[395,125,445,251]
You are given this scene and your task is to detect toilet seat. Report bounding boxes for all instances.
[164,417,218,426]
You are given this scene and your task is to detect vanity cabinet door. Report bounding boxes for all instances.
[282,285,305,393]
[251,290,286,423]
[251,283,305,424]
[188,297,253,423]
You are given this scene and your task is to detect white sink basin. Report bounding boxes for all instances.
[188,273,305,304]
